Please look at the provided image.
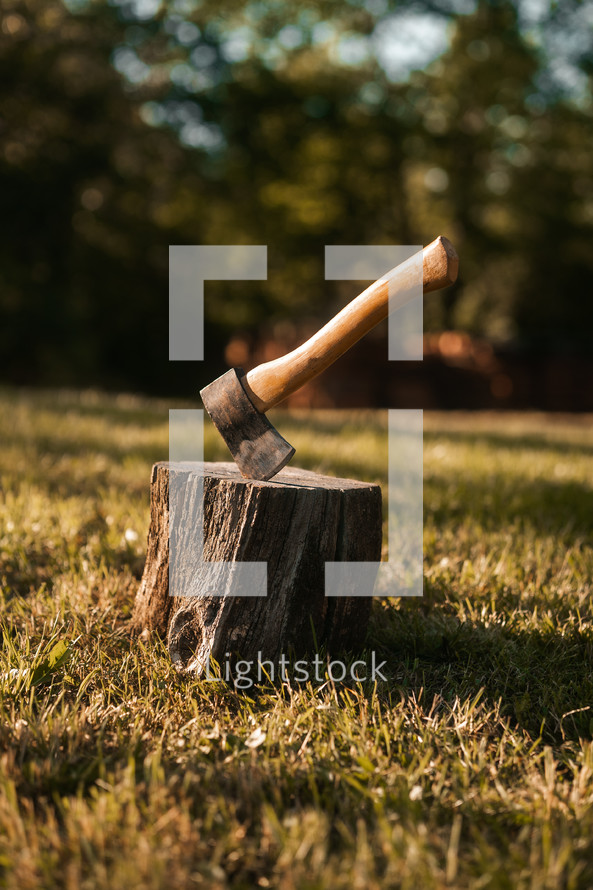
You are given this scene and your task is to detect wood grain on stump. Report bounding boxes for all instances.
[132,462,382,675]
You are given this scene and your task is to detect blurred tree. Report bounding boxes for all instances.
[411,0,593,348]
[0,0,223,391]
[1,0,592,395]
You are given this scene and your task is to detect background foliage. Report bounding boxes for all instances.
[1,0,592,394]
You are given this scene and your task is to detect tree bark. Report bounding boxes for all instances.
[132,462,382,675]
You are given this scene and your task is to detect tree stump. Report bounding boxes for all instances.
[132,462,382,676]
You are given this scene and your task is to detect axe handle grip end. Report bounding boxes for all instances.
[423,235,459,293]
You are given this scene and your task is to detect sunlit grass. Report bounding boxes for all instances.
[0,387,592,889]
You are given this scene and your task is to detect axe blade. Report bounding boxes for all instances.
[200,368,295,481]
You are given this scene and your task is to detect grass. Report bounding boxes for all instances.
[0,386,592,889]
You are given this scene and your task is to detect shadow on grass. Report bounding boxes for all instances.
[424,427,593,459]
[278,410,387,435]
[5,428,167,467]
[1,386,171,429]
[425,471,593,540]
[368,599,593,746]
[0,429,168,501]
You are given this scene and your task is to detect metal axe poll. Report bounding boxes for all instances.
[200,236,458,481]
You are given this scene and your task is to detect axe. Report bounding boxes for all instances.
[201,236,458,481]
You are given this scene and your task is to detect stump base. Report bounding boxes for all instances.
[132,462,382,674]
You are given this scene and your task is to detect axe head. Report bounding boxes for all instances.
[200,368,295,481]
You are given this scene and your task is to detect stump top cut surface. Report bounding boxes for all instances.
[158,461,378,491]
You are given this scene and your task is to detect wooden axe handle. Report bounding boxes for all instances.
[242,236,458,413]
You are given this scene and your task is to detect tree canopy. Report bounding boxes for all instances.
[1,0,592,393]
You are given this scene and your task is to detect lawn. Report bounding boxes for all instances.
[0,387,592,889]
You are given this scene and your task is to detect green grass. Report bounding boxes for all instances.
[0,387,592,889]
